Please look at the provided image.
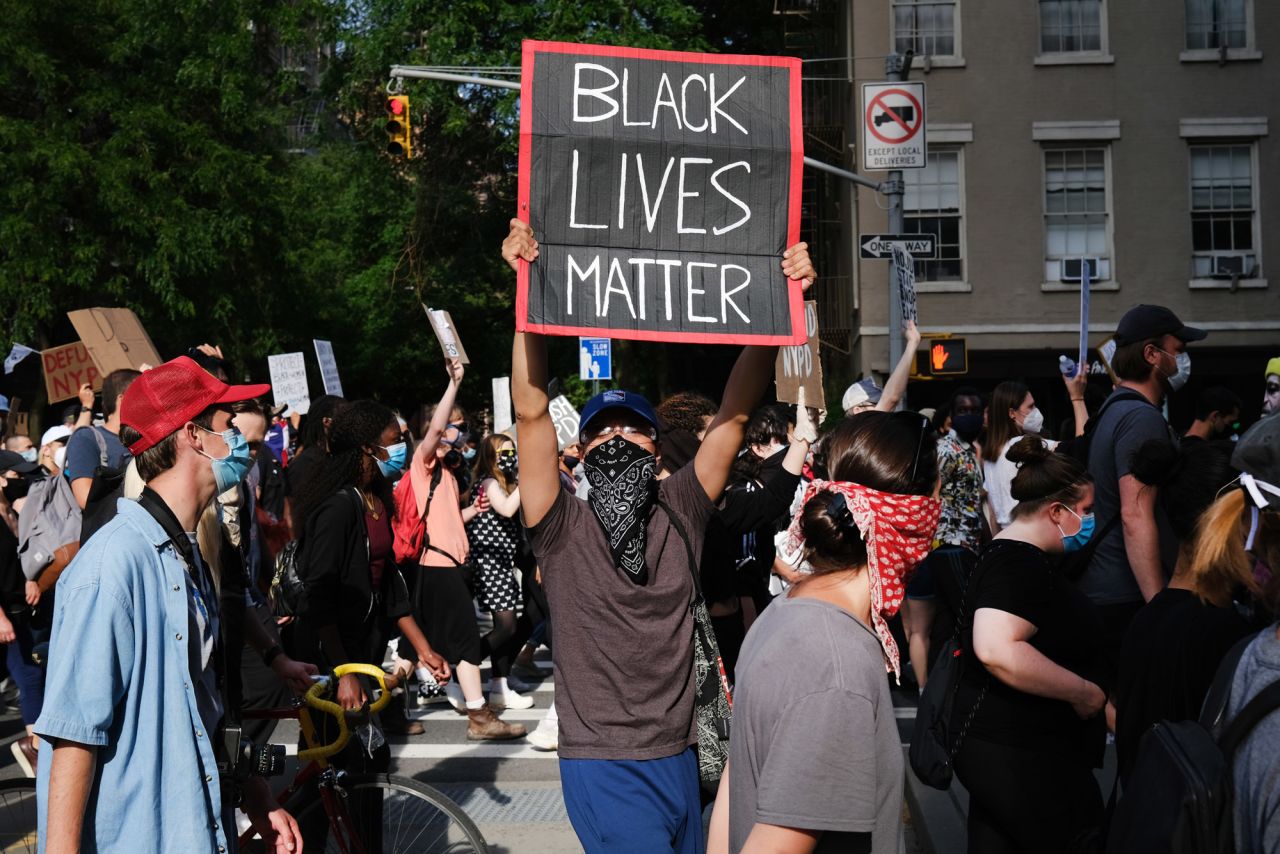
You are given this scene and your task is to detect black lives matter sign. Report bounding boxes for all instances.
[517,41,805,345]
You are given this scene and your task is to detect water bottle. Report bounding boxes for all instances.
[1059,355,1078,377]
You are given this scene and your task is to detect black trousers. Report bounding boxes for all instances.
[954,737,1103,854]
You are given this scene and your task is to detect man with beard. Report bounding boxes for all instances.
[502,219,814,854]
[1182,386,1242,445]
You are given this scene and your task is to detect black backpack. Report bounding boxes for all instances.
[1106,633,1280,854]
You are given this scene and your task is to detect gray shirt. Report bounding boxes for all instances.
[729,595,902,853]
[1228,626,1280,854]
[1081,390,1175,605]
[527,464,713,760]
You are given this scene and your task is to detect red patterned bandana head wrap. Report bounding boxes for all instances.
[782,479,942,680]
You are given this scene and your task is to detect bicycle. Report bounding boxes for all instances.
[239,662,488,854]
[0,775,38,853]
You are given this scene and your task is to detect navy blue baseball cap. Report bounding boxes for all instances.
[579,390,659,442]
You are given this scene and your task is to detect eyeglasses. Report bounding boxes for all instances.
[581,424,658,443]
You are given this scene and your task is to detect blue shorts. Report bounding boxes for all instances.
[560,746,703,854]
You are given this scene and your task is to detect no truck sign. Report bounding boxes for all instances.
[861,82,927,171]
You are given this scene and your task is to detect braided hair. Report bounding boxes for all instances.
[292,399,397,531]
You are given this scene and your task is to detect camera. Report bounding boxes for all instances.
[221,726,286,779]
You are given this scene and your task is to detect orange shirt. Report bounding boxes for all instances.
[409,443,469,567]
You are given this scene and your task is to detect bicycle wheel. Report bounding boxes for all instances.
[0,778,38,853]
[287,772,489,854]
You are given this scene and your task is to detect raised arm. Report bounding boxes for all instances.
[422,359,464,450]
[695,244,815,503]
[876,319,921,412]
[503,219,560,528]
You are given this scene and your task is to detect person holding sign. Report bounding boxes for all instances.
[504,218,814,854]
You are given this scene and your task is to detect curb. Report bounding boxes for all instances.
[902,747,969,854]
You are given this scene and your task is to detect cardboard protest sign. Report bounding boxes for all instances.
[517,40,805,345]
[775,301,825,412]
[891,245,918,325]
[42,342,103,404]
[492,377,514,434]
[548,395,581,450]
[424,306,471,364]
[67,308,162,374]
[267,353,310,415]
[11,412,28,439]
[313,340,344,396]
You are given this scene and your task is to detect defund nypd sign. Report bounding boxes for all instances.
[517,40,805,345]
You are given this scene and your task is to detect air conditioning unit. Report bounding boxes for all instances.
[1210,255,1250,279]
[1060,257,1100,283]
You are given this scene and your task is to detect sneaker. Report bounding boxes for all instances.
[443,681,468,715]
[417,682,449,706]
[526,717,558,751]
[10,737,37,778]
[488,689,535,710]
[504,674,536,694]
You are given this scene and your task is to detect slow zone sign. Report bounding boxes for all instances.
[517,40,806,345]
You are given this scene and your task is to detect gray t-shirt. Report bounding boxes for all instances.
[1081,390,1175,605]
[1227,626,1280,854]
[729,595,903,853]
[527,464,713,760]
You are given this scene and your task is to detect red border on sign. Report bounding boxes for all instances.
[516,39,806,346]
[865,87,923,146]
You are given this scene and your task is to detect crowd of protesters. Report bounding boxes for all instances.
[0,222,1274,854]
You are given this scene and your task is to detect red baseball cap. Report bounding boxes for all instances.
[121,356,272,454]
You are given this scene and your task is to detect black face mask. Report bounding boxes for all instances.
[497,454,518,478]
[3,477,27,504]
[562,455,580,470]
[582,436,658,585]
[952,413,983,443]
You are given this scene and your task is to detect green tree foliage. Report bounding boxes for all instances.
[0,0,766,420]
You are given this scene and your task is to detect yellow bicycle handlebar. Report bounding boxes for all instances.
[297,663,396,762]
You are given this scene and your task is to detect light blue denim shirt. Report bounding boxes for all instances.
[35,499,229,854]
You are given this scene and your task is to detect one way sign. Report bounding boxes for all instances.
[860,234,937,260]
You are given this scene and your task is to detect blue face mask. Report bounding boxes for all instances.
[374,442,408,479]
[198,426,252,493]
[20,449,37,464]
[1057,506,1096,553]
[462,446,477,461]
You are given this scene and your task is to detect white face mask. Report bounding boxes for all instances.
[1021,407,1045,435]
[53,446,67,470]
[1159,349,1192,392]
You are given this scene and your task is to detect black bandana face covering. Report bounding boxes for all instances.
[583,435,658,584]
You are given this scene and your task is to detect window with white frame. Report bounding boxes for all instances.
[1040,0,1104,54]
[904,151,964,281]
[893,0,958,57]
[1185,0,1248,50]
[1043,147,1112,283]
[1190,144,1258,278]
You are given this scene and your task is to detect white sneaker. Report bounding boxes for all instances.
[526,717,558,751]
[488,689,535,710]
[505,674,536,694]
[443,681,468,714]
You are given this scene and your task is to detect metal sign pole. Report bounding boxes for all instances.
[883,52,911,386]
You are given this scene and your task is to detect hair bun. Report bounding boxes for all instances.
[1005,434,1052,466]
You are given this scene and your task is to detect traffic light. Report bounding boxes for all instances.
[927,337,968,376]
[384,95,411,158]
